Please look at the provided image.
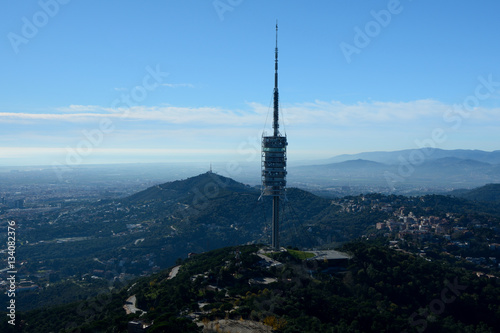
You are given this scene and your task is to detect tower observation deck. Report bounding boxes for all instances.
[261,23,287,250]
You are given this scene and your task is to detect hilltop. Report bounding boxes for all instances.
[125,172,256,204]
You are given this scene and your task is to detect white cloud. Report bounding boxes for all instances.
[0,105,260,125]
[0,112,113,122]
[0,147,230,155]
[2,99,499,128]
[56,105,105,113]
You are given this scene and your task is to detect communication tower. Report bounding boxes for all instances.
[261,23,287,250]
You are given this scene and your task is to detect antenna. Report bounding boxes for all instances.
[273,21,279,136]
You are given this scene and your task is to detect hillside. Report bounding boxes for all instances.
[451,183,500,202]
[6,242,500,332]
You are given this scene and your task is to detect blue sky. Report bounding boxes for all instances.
[1,0,500,167]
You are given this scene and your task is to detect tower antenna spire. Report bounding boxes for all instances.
[273,21,279,136]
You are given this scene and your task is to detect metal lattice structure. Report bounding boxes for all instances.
[261,23,287,250]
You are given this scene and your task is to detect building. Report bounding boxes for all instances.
[127,321,150,333]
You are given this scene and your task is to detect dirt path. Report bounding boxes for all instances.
[168,265,181,279]
[123,295,144,315]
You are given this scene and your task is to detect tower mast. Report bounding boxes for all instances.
[262,22,287,250]
[273,23,279,137]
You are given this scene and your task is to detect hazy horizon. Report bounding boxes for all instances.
[2,146,500,171]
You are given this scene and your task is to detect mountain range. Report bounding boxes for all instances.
[314,148,500,165]
[290,149,500,192]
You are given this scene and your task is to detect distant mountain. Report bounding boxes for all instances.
[313,148,500,165]
[318,158,387,170]
[424,156,491,168]
[415,157,492,177]
[450,183,500,202]
[290,152,500,191]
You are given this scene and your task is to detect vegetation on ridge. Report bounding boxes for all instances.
[3,241,499,332]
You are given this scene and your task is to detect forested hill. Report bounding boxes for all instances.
[6,242,500,332]
[451,183,500,202]
[118,171,339,249]
[125,172,257,204]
